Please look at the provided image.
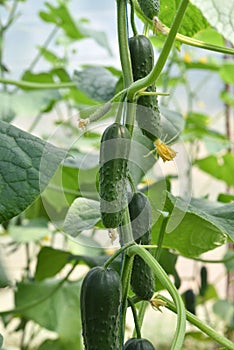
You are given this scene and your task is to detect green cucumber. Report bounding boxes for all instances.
[128,192,155,300]
[138,0,160,20]
[129,35,161,141]
[124,338,155,350]
[199,266,208,297]
[184,289,196,315]
[99,122,131,228]
[80,266,122,350]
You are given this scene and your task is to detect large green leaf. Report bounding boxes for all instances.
[152,194,229,257]
[0,121,66,223]
[190,0,234,45]
[0,334,2,348]
[38,339,66,350]
[63,197,100,237]
[15,279,83,348]
[160,0,209,37]
[195,153,234,186]
[73,66,118,102]
[35,247,71,281]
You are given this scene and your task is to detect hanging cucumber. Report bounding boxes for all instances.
[129,35,161,142]
[80,266,122,350]
[137,0,160,20]
[199,266,208,297]
[124,337,155,349]
[128,192,155,300]
[99,122,131,228]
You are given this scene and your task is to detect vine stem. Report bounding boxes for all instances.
[117,0,133,88]
[128,297,141,338]
[127,0,189,101]
[103,241,136,269]
[0,78,76,89]
[158,295,234,350]
[128,245,186,349]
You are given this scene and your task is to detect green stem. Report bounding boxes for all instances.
[127,0,189,101]
[125,98,136,136]
[154,213,169,261]
[120,254,134,346]
[119,208,134,245]
[158,295,234,350]
[128,297,141,338]
[0,78,76,89]
[103,241,136,269]
[133,301,147,338]
[128,246,186,349]
[117,0,133,88]
[129,0,138,36]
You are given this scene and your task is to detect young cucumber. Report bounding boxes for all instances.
[129,35,161,142]
[128,192,155,300]
[99,122,131,228]
[80,266,122,350]
[138,0,160,20]
[124,338,155,350]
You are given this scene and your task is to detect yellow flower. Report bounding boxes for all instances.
[154,139,177,162]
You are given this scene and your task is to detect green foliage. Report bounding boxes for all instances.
[195,153,234,186]
[159,0,209,37]
[190,0,234,45]
[15,279,83,349]
[0,121,65,223]
[1,0,234,349]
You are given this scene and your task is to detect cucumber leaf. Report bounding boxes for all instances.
[73,66,118,102]
[159,0,209,37]
[190,0,234,46]
[152,194,230,257]
[14,279,83,348]
[0,121,66,223]
[35,247,71,281]
[195,153,234,187]
[63,197,101,237]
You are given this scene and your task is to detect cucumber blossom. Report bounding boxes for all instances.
[80,266,122,350]
[129,35,161,142]
[124,338,155,350]
[138,0,160,19]
[128,192,155,300]
[99,122,131,228]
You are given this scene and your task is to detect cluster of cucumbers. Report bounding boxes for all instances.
[81,0,161,349]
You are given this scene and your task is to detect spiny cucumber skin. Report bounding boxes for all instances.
[99,123,131,228]
[124,337,155,350]
[128,192,155,301]
[129,35,161,141]
[138,0,160,20]
[80,266,122,350]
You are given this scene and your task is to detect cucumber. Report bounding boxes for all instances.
[129,35,161,141]
[128,192,155,300]
[99,122,131,228]
[80,266,122,350]
[199,266,208,297]
[184,289,196,315]
[138,0,160,20]
[124,338,155,350]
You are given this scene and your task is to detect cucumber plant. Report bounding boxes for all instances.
[1,0,234,349]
